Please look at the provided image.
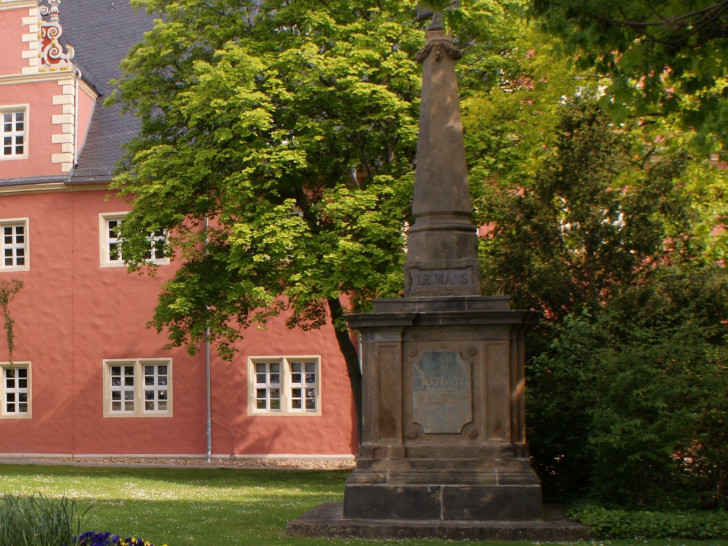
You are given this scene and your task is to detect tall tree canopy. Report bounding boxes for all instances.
[111,0,527,434]
[461,19,728,506]
[529,0,728,151]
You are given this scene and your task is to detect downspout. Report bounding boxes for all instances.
[206,324,211,462]
[205,214,212,462]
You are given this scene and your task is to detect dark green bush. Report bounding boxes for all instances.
[0,493,86,546]
[528,265,728,509]
[570,504,728,539]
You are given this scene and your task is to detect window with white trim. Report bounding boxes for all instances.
[0,363,30,418]
[1,219,29,271]
[103,359,172,417]
[249,356,321,415]
[100,213,168,267]
[1,109,26,158]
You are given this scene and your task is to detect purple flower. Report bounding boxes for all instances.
[72,530,161,546]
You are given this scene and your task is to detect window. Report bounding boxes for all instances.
[100,213,168,267]
[248,356,321,415]
[103,359,172,417]
[105,217,123,265]
[1,109,26,158]
[0,219,29,271]
[0,363,30,418]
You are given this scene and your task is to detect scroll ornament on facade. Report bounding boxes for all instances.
[38,0,74,71]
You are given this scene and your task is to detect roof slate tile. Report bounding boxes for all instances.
[61,0,153,183]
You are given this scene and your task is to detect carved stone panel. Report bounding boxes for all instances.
[412,351,472,434]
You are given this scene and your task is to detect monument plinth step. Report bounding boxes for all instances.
[287,501,592,541]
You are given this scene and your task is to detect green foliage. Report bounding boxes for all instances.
[111,0,538,437]
[529,265,728,509]
[463,29,728,510]
[112,0,427,359]
[463,26,578,190]
[0,493,86,546]
[529,0,728,153]
[0,279,23,365]
[110,0,728,513]
[112,0,535,358]
[476,97,703,320]
[570,504,728,539]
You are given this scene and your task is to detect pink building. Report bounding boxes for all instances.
[0,0,357,462]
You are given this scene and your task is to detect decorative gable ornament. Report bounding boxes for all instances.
[38,0,74,71]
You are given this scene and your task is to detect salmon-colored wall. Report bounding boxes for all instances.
[0,4,26,76]
[0,79,63,178]
[76,86,96,155]
[210,310,358,456]
[0,189,357,457]
[0,3,356,458]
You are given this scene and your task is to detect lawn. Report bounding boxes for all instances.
[0,463,726,546]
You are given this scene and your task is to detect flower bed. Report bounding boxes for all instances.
[74,531,168,546]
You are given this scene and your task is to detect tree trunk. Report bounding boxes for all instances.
[327,297,363,445]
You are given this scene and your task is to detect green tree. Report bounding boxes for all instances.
[529,0,728,151]
[465,56,728,505]
[113,0,427,436]
[529,266,728,508]
[475,95,708,319]
[112,0,531,435]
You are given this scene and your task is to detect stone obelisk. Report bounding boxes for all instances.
[339,11,544,522]
[288,7,589,540]
[403,19,480,298]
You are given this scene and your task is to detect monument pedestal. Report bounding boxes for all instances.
[343,295,541,522]
[287,296,591,540]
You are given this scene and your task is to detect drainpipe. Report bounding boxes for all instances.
[205,214,212,462]
[206,324,211,462]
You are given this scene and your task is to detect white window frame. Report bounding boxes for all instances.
[0,218,29,272]
[0,362,31,418]
[1,106,28,160]
[103,358,172,417]
[99,213,169,267]
[248,356,321,416]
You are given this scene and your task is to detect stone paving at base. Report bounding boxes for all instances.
[287,501,592,542]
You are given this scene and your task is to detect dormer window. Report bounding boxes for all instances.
[1,108,26,159]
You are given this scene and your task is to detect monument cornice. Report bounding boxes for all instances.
[345,296,540,328]
[415,36,463,63]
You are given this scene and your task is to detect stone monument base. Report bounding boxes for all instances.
[343,450,542,521]
[339,296,544,521]
[286,502,591,541]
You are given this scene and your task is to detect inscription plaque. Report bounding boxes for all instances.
[412,269,470,288]
[412,350,472,433]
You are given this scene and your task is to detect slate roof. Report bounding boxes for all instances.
[61,0,153,184]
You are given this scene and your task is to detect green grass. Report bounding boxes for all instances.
[0,464,726,546]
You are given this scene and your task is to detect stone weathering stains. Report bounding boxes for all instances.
[412,350,471,434]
